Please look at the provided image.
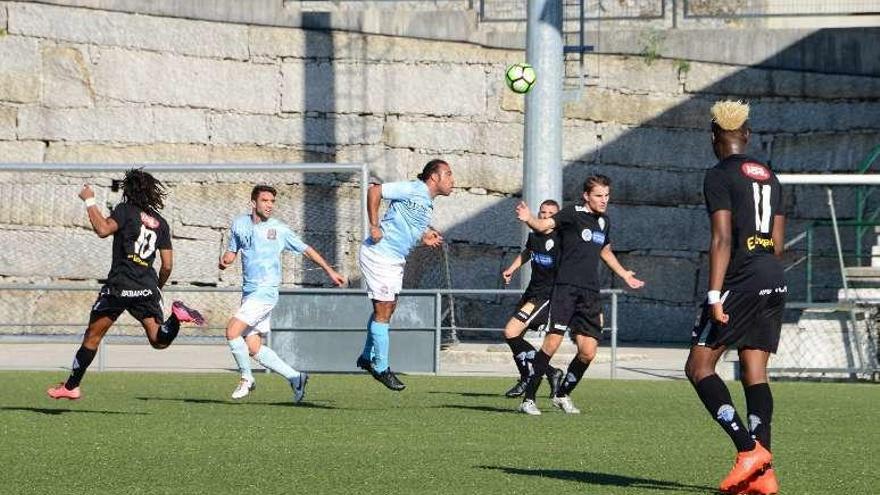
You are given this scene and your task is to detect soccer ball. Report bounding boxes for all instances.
[505,63,537,94]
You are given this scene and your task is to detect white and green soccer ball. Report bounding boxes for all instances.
[504,63,537,94]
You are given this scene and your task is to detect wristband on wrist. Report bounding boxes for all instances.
[707,290,721,305]
[83,197,97,207]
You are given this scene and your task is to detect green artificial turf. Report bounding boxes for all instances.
[1,372,877,494]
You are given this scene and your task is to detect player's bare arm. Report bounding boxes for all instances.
[502,248,530,285]
[304,247,347,287]
[218,250,237,270]
[79,185,118,238]
[515,201,555,232]
[772,214,785,259]
[367,183,383,243]
[708,209,733,325]
[599,245,645,289]
[422,228,443,247]
[158,249,173,289]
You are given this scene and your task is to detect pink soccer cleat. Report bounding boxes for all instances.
[47,383,81,400]
[171,300,205,326]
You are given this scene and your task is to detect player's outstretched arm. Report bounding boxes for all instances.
[303,247,347,287]
[158,249,173,289]
[708,210,733,324]
[422,228,443,247]
[599,245,645,289]
[79,185,118,238]
[502,248,529,285]
[515,201,554,232]
[218,250,237,270]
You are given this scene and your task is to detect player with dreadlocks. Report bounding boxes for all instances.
[48,169,205,400]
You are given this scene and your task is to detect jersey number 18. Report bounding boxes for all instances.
[134,225,158,259]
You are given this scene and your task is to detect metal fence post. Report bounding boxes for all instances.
[611,290,618,379]
[435,292,442,374]
[98,339,106,372]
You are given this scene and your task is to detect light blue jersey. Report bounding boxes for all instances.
[227,214,309,302]
[363,180,433,261]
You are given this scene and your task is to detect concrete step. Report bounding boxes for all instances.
[844,266,880,285]
[439,341,715,380]
[837,287,880,303]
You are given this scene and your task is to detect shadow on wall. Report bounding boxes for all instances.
[302,12,340,286]
[421,27,880,343]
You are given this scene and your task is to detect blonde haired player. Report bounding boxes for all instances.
[685,101,784,494]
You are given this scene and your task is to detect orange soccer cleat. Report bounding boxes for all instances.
[738,467,779,495]
[47,383,81,400]
[719,441,772,493]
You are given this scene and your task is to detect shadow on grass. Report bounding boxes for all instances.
[427,391,507,398]
[0,406,147,416]
[435,404,515,414]
[480,465,715,493]
[134,396,337,410]
[617,367,688,381]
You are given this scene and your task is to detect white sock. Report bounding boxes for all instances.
[227,337,254,382]
[254,346,300,381]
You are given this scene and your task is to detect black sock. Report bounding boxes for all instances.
[65,345,97,389]
[156,314,181,347]
[524,350,551,400]
[557,356,590,397]
[505,336,536,379]
[694,374,755,452]
[745,382,773,451]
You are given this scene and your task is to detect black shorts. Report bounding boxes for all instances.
[548,284,602,340]
[691,286,786,352]
[90,285,164,324]
[511,293,550,330]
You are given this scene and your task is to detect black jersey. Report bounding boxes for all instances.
[703,154,784,291]
[105,202,172,291]
[551,204,610,290]
[523,230,559,299]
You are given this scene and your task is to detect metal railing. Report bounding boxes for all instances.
[478,0,664,22]
[0,285,625,377]
[855,145,880,264]
[784,221,880,303]
[684,0,880,19]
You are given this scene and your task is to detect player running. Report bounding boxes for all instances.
[515,175,645,415]
[685,101,784,494]
[500,199,563,398]
[220,184,346,402]
[48,169,204,400]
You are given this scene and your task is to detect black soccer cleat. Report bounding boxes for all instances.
[356,356,374,373]
[546,367,564,398]
[504,378,529,398]
[374,368,406,391]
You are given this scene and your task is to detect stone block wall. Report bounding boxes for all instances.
[0,2,878,341]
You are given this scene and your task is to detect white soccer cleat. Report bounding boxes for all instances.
[551,395,581,414]
[518,399,542,416]
[231,377,255,400]
[290,372,309,403]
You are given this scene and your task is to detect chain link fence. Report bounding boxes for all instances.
[771,303,880,380]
